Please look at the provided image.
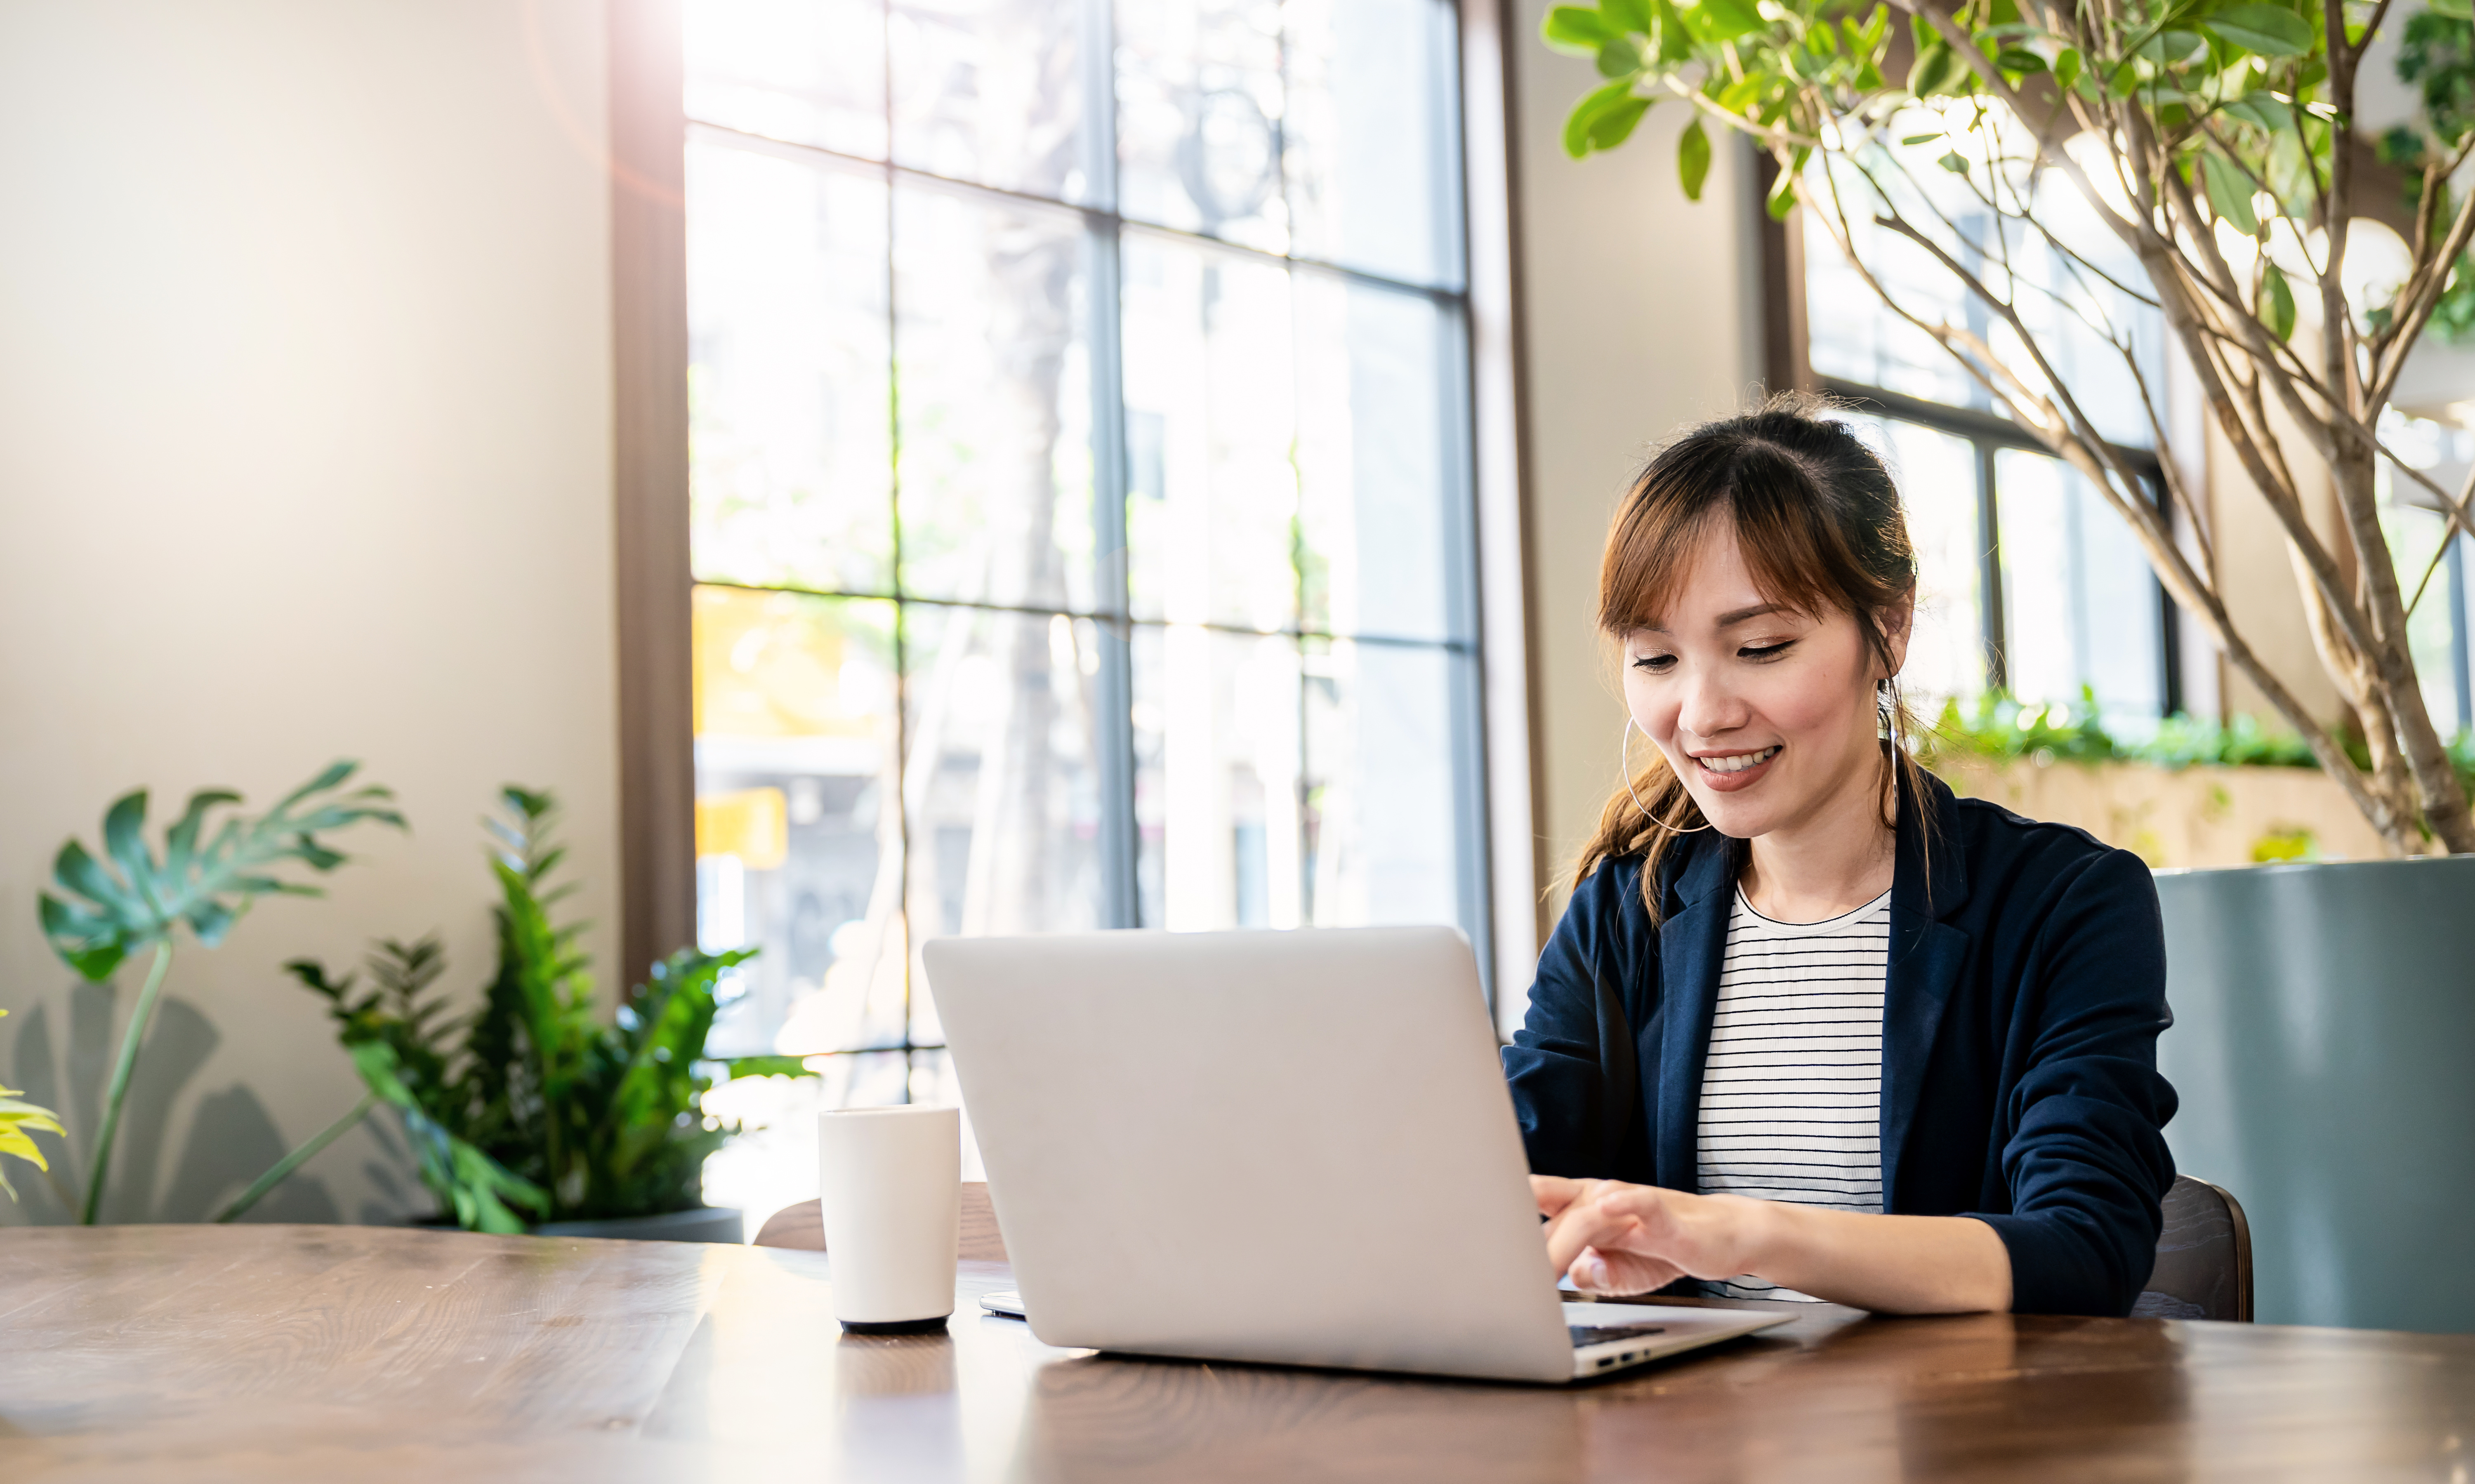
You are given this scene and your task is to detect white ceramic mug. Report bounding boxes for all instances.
[816,1106,961,1331]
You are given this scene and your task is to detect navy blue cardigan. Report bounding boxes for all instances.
[1503,770,2178,1317]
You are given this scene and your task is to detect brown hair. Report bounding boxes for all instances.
[1571,392,1929,919]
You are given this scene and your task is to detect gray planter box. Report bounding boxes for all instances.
[530,1206,744,1244]
[2155,857,2475,1333]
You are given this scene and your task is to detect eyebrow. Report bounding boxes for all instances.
[1641,603,1787,634]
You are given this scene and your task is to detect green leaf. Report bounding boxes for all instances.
[274,759,359,812]
[1938,149,1971,173]
[39,764,404,980]
[1900,132,1943,145]
[1695,0,1767,41]
[101,792,152,891]
[1910,38,1966,96]
[1590,96,1653,149]
[1544,5,1618,52]
[2202,150,2261,234]
[1596,36,1642,76]
[51,840,123,919]
[1604,0,1653,31]
[2221,90,2295,130]
[2261,261,2297,340]
[162,789,240,878]
[2431,0,2473,19]
[721,1055,823,1079]
[1649,0,1693,60]
[1716,75,1764,113]
[1562,78,1639,158]
[1679,117,1713,200]
[183,900,236,948]
[39,893,126,983]
[2053,47,2082,93]
[1994,46,2046,74]
[2205,4,2316,57]
[2136,29,2209,64]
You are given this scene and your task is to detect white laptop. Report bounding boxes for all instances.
[922,926,1792,1384]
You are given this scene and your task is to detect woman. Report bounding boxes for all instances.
[1508,397,2177,1317]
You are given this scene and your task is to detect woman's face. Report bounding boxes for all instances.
[1620,523,1910,842]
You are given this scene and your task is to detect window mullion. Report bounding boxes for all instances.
[1089,0,1138,931]
[1091,218,1140,931]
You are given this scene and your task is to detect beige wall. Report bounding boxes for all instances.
[1509,0,1763,961]
[0,0,618,1225]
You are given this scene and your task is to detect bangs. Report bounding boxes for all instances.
[1597,443,1850,636]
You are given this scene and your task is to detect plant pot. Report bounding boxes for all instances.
[528,1206,745,1244]
[2154,857,2475,1333]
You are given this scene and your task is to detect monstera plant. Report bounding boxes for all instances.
[1545,0,2475,855]
[36,762,403,1223]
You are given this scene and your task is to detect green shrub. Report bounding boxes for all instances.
[1920,690,2475,796]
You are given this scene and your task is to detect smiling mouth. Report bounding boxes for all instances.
[1696,746,1781,775]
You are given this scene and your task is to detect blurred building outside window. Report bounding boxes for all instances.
[680,0,1485,1234]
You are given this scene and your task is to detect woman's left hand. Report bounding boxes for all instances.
[1532,1175,1764,1297]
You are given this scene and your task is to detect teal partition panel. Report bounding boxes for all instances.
[2154,856,2475,1334]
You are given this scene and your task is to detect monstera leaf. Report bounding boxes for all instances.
[39,761,405,982]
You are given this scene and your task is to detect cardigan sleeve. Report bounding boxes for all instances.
[1967,847,2181,1316]
[1500,860,1655,1183]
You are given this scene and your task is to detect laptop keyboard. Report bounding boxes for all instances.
[1569,1321,1667,1348]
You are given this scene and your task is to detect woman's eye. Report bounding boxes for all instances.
[1630,654,1675,674]
[1740,641,1794,661]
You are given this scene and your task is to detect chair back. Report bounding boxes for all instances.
[752,1182,1009,1263]
[2131,1174,2253,1322]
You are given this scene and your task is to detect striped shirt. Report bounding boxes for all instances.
[1695,886,1891,1302]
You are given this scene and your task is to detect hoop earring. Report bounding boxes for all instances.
[1622,717,1715,834]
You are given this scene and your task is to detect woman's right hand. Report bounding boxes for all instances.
[1533,1175,1776,1296]
[1532,1175,1691,1296]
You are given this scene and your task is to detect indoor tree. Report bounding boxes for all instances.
[1547,0,2475,853]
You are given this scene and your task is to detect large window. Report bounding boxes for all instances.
[1796,132,2475,743]
[679,0,1487,1203]
[1801,143,2178,730]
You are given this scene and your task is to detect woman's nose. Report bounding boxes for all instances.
[1676,666,1747,741]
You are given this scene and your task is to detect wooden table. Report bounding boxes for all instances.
[2,1225,2469,1482]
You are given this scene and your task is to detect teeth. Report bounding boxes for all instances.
[1699,746,1780,775]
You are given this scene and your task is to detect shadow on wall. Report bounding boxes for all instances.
[2,980,371,1226]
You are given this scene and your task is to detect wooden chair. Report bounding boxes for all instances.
[753,1182,1009,1263]
[2132,1174,2253,1322]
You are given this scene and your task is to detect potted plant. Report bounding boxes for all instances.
[226,787,813,1241]
[1536,0,2475,1329]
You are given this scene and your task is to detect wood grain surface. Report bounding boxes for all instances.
[0,1224,2468,1482]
